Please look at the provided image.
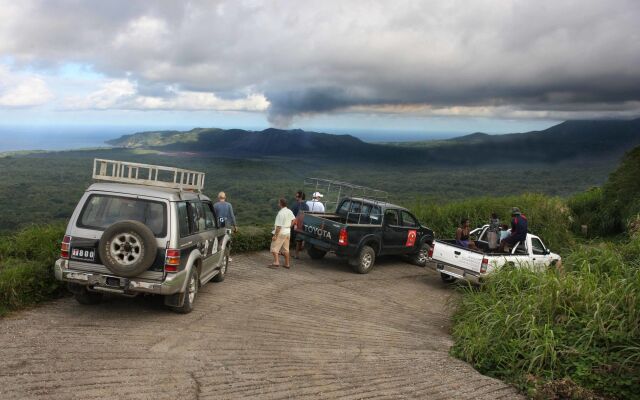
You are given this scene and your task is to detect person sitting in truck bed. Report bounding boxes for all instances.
[498,207,528,252]
[456,218,478,250]
[306,192,325,213]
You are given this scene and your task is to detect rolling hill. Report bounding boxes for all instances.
[107,118,640,165]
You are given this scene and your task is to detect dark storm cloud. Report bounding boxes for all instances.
[2,0,640,124]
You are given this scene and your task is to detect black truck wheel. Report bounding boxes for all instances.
[307,245,327,260]
[349,245,376,274]
[99,220,157,278]
[172,268,199,314]
[409,242,431,267]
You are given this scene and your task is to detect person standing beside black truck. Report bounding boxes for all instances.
[290,191,309,259]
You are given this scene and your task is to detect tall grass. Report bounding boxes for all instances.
[450,238,640,399]
[0,224,66,316]
[411,193,573,252]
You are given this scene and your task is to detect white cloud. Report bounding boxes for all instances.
[0,65,54,107]
[63,78,269,112]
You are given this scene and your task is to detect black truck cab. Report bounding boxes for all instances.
[296,197,434,273]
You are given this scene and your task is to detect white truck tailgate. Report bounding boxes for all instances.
[431,240,484,273]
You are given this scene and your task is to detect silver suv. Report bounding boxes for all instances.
[54,159,231,313]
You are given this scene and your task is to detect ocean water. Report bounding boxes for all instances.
[0,127,126,153]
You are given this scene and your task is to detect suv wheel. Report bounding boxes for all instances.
[349,245,375,274]
[172,268,199,314]
[73,287,103,305]
[213,252,229,283]
[409,243,431,267]
[307,245,327,260]
[99,220,157,278]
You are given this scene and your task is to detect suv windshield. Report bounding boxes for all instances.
[78,194,167,236]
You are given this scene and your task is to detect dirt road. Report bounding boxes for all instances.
[0,252,521,399]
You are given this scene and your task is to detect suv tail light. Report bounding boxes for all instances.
[480,257,489,273]
[165,249,180,272]
[338,228,348,246]
[61,235,71,259]
[427,244,434,259]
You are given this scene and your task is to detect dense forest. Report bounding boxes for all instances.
[0,147,619,233]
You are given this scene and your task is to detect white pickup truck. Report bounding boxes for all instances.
[429,224,561,284]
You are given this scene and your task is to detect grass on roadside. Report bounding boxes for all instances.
[450,238,640,399]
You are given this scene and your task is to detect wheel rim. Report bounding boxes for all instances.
[361,252,373,270]
[187,273,198,304]
[110,232,143,265]
[417,246,428,263]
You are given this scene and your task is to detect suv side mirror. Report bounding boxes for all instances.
[545,249,551,255]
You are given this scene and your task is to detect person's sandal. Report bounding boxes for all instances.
[282,265,290,269]
[268,264,280,268]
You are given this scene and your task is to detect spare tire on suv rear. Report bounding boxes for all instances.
[99,220,157,277]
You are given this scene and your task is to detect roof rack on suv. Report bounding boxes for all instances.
[93,159,205,191]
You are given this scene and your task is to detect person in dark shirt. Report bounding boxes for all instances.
[213,192,237,233]
[498,207,528,252]
[291,191,309,258]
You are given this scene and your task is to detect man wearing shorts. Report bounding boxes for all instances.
[270,198,296,269]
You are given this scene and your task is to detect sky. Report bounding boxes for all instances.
[1,0,639,139]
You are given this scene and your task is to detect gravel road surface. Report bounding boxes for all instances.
[0,252,521,399]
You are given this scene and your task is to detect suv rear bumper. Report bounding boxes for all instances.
[55,258,186,296]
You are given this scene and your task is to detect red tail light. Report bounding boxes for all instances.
[427,244,434,259]
[480,257,489,273]
[61,235,71,259]
[338,228,348,246]
[165,249,181,272]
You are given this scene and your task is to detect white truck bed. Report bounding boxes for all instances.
[430,225,561,284]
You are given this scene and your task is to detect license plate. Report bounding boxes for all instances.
[67,272,89,281]
[71,247,95,262]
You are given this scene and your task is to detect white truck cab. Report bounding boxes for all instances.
[430,225,561,284]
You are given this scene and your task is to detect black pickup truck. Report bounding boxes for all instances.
[295,197,434,273]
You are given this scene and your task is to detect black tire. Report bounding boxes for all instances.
[73,287,102,305]
[213,252,229,282]
[172,268,199,314]
[440,272,457,283]
[349,245,376,274]
[409,242,431,267]
[307,245,327,260]
[99,220,157,278]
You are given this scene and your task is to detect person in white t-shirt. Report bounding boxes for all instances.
[306,192,325,213]
[270,198,296,269]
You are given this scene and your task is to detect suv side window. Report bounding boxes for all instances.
[203,202,217,230]
[370,206,382,225]
[190,201,206,233]
[400,211,418,228]
[178,201,205,237]
[531,238,546,255]
[384,210,399,226]
[177,202,191,237]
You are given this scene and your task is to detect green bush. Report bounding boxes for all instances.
[0,224,66,316]
[450,238,640,399]
[231,225,272,253]
[569,146,640,238]
[411,193,573,252]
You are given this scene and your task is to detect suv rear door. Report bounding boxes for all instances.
[69,192,169,276]
[176,200,223,279]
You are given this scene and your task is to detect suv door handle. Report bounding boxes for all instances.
[454,251,461,255]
